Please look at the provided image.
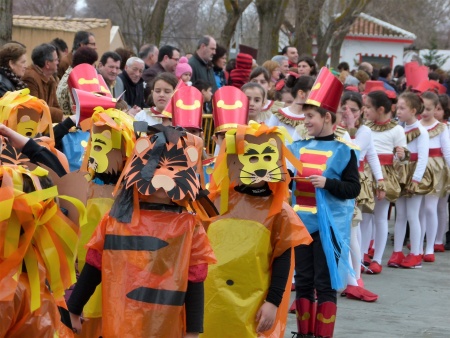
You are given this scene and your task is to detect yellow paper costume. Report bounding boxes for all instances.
[202,122,312,338]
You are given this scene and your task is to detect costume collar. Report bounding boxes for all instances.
[234,183,272,196]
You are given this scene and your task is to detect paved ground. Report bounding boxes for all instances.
[285,221,450,338]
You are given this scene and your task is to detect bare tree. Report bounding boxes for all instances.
[0,0,13,45]
[12,0,75,16]
[254,0,289,63]
[143,0,170,47]
[220,0,253,49]
[314,0,370,67]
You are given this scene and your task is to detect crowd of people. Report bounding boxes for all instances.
[0,30,449,338]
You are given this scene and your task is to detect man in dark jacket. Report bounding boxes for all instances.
[189,36,217,93]
[118,57,147,111]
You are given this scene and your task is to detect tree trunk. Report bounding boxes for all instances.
[255,0,289,64]
[220,0,253,49]
[329,25,351,68]
[293,0,325,57]
[0,0,13,45]
[144,0,171,47]
[315,0,371,67]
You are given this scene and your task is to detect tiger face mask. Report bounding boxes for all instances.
[123,127,202,201]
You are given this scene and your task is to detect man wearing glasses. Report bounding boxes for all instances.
[21,43,63,122]
[142,45,180,99]
[58,31,96,79]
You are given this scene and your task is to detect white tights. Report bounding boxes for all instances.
[419,195,440,255]
[347,225,361,286]
[435,194,449,245]
[360,213,373,258]
[394,195,423,255]
[372,199,391,264]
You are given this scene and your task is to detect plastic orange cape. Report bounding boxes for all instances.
[209,121,303,217]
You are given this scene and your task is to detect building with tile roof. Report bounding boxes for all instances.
[12,15,125,64]
[340,13,416,69]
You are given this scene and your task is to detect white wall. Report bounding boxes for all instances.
[338,39,407,70]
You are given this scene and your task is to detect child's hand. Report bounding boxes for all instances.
[255,301,277,333]
[184,333,199,338]
[376,189,386,200]
[0,124,29,149]
[395,146,405,160]
[309,175,327,189]
[69,312,83,335]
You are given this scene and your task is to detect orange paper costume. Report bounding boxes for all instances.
[0,164,84,337]
[201,122,312,338]
[68,124,216,338]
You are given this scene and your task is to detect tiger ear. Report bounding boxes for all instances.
[135,138,151,155]
[185,145,199,165]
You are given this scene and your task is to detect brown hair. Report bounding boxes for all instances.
[0,43,27,69]
[262,60,280,76]
[398,92,423,115]
[303,104,336,124]
[421,91,439,107]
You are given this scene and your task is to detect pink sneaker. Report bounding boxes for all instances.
[400,254,422,268]
[387,251,405,268]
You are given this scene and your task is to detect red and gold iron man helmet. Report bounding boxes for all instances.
[172,86,203,130]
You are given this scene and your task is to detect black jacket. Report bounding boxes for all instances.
[118,71,147,108]
[189,53,217,93]
[0,73,16,97]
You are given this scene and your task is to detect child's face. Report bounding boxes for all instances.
[281,92,294,105]
[244,87,264,121]
[364,97,381,122]
[396,98,415,123]
[421,98,436,122]
[202,88,213,103]
[152,80,174,112]
[250,73,269,94]
[181,72,191,83]
[304,107,330,137]
[435,103,444,122]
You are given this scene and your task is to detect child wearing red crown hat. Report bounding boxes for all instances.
[362,90,408,275]
[289,67,361,338]
[68,123,216,338]
[418,91,450,262]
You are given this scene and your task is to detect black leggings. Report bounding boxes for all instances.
[294,231,337,304]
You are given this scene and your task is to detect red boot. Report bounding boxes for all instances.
[315,301,337,338]
[295,298,316,336]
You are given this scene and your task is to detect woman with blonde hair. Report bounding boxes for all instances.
[262,60,282,91]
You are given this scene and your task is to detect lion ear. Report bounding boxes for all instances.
[135,138,151,155]
[102,130,112,139]
[268,138,277,147]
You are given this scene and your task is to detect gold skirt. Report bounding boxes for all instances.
[427,157,450,197]
[377,164,401,202]
[396,161,435,197]
[357,164,375,214]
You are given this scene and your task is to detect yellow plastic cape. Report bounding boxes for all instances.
[0,164,85,313]
[210,121,303,216]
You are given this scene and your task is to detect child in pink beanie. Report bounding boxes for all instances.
[176,56,193,85]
